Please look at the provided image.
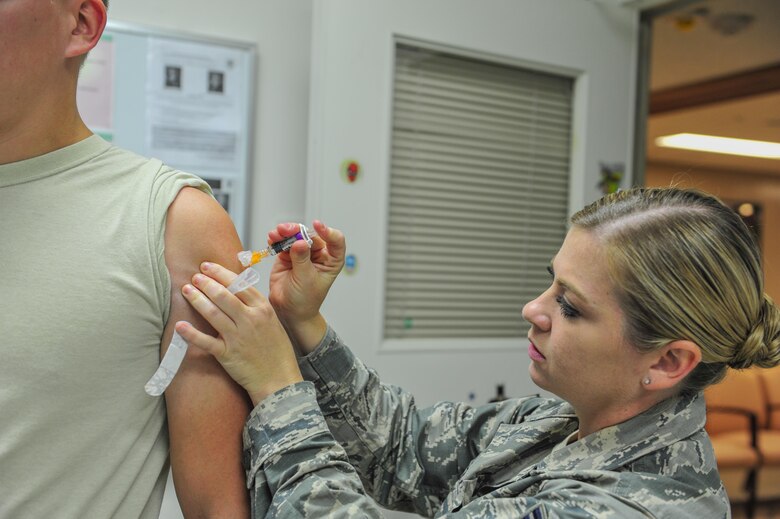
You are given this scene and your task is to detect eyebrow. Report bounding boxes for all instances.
[549,259,589,304]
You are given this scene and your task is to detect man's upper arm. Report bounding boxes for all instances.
[162,186,251,518]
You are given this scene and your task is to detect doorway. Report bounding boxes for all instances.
[639,0,780,301]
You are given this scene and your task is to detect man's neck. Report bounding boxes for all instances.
[0,98,91,165]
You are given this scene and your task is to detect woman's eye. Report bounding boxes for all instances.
[555,295,580,319]
[547,266,578,318]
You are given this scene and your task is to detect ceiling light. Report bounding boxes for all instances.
[737,203,755,218]
[655,133,780,159]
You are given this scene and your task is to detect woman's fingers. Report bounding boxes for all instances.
[200,262,263,306]
[175,320,226,358]
[200,261,239,285]
[312,220,346,264]
[267,222,299,245]
[181,281,237,335]
[288,239,316,272]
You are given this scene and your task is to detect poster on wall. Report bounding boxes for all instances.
[76,34,115,141]
[203,177,233,213]
[145,37,244,171]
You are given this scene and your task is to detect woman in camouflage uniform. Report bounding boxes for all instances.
[178,187,780,518]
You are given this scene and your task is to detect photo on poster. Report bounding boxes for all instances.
[208,71,225,93]
[165,65,182,88]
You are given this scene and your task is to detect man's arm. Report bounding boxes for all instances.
[163,187,251,518]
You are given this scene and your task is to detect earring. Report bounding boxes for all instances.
[642,377,651,385]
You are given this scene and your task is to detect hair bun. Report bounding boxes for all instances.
[729,295,780,369]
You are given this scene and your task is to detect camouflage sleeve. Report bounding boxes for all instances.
[243,381,385,518]
[450,476,662,518]
[298,327,550,516]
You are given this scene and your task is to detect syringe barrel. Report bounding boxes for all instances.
[268,225,316,255]
[269,235,298,255]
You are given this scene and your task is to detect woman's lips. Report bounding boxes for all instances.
[528,341,546,361]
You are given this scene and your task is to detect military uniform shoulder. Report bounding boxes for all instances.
[506,395,573,423]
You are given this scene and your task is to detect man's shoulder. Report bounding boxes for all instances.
[96,143,209,193]
[97,142,161,171]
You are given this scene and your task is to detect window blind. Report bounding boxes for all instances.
[384,43,573,340]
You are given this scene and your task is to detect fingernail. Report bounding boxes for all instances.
[182,284,193,295]
[201,262,212,271]
[193,273,205,284]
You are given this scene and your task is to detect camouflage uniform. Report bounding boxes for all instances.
[244,327,730,518]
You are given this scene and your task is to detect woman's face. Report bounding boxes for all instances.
[522,226,648,417]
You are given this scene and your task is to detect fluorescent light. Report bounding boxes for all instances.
[655,133,780,159]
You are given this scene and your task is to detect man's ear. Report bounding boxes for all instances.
[65,0,107,59]
[646,340,702,390]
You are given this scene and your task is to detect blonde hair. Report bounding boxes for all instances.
[571,187,780,396]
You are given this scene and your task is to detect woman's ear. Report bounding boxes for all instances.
[65,0,107,59]
[645,340,702,390]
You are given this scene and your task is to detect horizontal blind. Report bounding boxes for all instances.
[384,44,573,340]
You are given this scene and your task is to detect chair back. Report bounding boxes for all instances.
[704,368,766,435]
[757,365,780,430]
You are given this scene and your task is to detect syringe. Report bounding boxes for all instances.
[238,224,317,267]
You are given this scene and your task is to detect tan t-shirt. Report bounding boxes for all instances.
[0,135,210,518]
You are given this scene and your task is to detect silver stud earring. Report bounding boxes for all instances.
[642,377,651,385]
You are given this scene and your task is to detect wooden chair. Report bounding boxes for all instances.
[755,366,780,503]
[704,369,763,518]
[759,365,780,430]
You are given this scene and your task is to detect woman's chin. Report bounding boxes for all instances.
[528,363,548,390]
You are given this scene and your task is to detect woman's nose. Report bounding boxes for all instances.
[522,294,551,332]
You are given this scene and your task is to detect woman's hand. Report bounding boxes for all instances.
[175,261,303,406]
[267,220,345,352]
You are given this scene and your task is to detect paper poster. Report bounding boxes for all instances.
[77,34,115,138]
[146,38,244,170]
